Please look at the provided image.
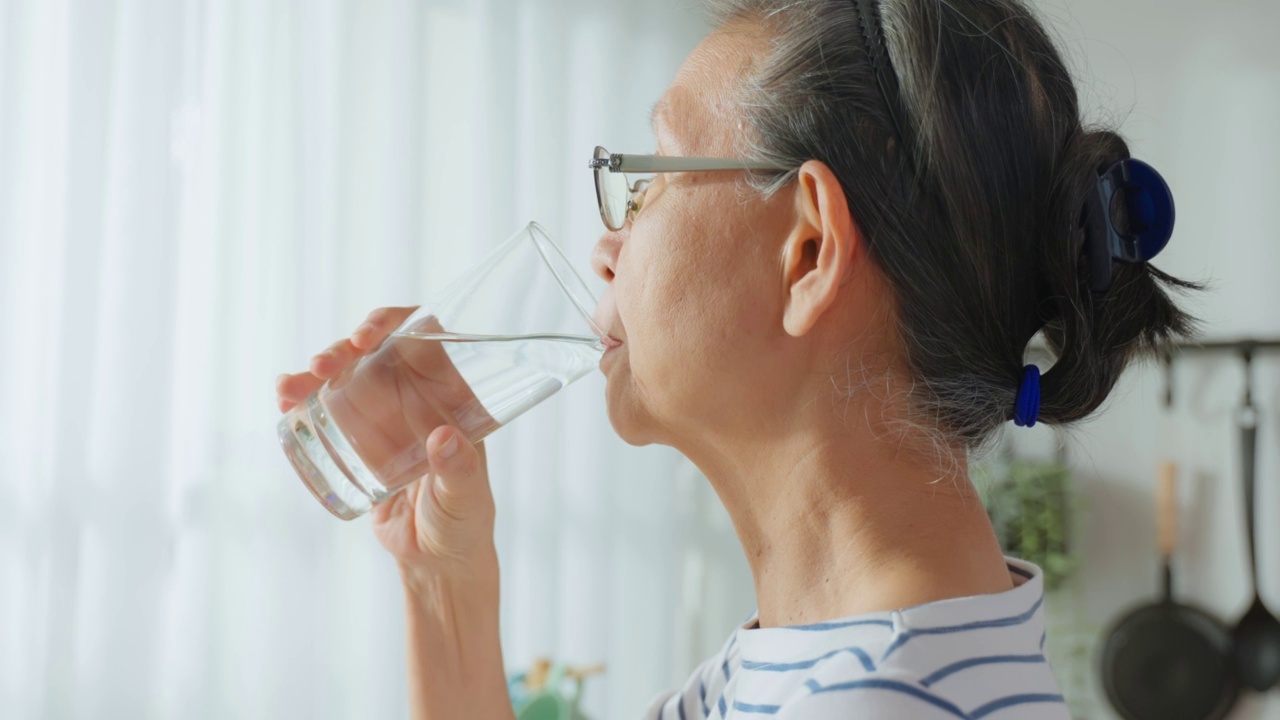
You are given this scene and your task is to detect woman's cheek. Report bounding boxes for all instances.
[620,227,704,364]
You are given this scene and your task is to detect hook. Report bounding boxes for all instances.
[1240,343,1255,409]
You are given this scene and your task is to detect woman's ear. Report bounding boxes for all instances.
[781,160,859,337]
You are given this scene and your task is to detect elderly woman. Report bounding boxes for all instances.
[277,0,1194,717]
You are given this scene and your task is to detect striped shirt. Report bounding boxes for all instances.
[644,557,1067,719]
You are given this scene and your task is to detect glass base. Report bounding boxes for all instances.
[277,398,373,521]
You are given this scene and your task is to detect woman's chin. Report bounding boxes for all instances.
[614,427,651,448]
[604,398,648,447]
[603,383,658,448]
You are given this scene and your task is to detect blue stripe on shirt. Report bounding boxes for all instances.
[720,679,1065,718]
[699,678,708,716]
[1007,564,1034,580]
[918,654,1046,687]
[969,693,1066,719]
[718,694,727,717]
[741,646,876,673]
[731,700,782,714]
[781,617,895,632]
[805,678,968,718]
[880,595,1043,661]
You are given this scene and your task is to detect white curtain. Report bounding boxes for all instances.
[0,1,758,718]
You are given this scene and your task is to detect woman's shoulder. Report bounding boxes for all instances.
[770,668,972,719]
[767,668,1073,719]
[736,558,1070,719]
[768,663,1069,719]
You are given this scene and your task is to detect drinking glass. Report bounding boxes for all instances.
[278,221,606,520]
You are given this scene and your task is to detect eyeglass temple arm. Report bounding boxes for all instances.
[604,154,789,173]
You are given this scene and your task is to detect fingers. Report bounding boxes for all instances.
[386,314,497,432]
[275,306,419,414]
[279,334,362,410]
[370,476,419,526]
[421,426,489,524]
[308,337,362,378]
[351,306,418,351]
[413,427,494,565]
[276,372,325,412]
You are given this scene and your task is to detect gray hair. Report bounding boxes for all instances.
[702,0,1198,454]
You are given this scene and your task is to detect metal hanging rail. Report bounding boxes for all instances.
[1161,338,1280,408]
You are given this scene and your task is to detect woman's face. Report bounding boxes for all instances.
[591,24,800,447]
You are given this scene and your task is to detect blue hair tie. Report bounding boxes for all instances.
[1014,365,1042,428]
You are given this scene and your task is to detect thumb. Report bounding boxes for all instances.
[421,425,490,523]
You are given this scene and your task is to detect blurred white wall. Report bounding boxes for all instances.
[1,0,1278,718]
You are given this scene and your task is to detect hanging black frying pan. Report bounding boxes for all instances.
[1100,461,1239,720]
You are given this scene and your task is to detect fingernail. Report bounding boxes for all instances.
[354,323,374,337]
[439,433,460,459]
[276,374,288,386]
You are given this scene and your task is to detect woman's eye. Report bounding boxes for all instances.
[628,179,654,220]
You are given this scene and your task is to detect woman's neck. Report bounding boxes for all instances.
[683,417,1013,629]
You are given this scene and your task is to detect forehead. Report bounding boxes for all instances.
[654,21,763,155]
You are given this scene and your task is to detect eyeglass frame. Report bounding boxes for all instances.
[589,145,791,231]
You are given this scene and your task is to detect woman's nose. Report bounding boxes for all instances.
[591,230,622,282]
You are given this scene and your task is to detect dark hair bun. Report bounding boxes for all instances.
[1037,129,1200,425]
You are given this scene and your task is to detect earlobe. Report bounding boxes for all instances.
[781,242,838,337]
[780,160,857,338]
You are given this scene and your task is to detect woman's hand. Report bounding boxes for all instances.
[279,307,512,719]
[276,306,498,578]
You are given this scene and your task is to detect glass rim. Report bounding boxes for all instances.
[524,220,608,341]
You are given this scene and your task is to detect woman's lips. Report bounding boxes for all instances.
[593,288,623,350]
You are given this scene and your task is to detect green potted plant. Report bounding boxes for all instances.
[975,455,1078,591]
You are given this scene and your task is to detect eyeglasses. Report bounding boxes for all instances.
[589,146,790,231]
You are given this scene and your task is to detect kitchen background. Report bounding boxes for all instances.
[1,0,1277,718]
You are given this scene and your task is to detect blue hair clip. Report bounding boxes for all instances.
[1083,158,1176,293]
[1014,365,1042,428]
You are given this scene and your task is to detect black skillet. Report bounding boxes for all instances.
[1100,461,1238,720]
